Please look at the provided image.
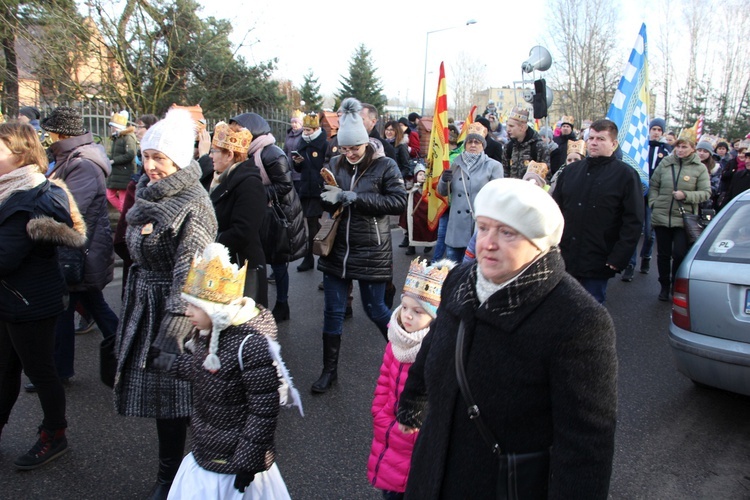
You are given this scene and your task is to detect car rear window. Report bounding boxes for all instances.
[695,201,750,263]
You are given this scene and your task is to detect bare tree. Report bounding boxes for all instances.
[545,0,620,125]
[448,52,486,120]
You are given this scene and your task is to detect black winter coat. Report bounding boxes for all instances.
[294,131,328,200]
[210,162,268,305]
[552,155,644,278]
[551,132,577,175]
[49,132,115,291]
[317,143,407,281]
[397,253,617,499]
[484,135,505,165]
[0,180,86,322]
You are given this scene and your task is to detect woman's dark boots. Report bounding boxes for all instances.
[658,283,671,302]
[147,418,187,500]
[311,334,341,394]
[14,426,68,470]
[272,301,290,322]
[298,216,319,272]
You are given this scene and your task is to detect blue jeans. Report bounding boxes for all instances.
[323,273,390,337]
[432,211,450,261]
[54,290,119,379]
[577,278,609,305]
[271,263,289,304]
[629,201,654,267]
[445,246,466,263]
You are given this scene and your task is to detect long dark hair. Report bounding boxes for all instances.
[384,120,404,144]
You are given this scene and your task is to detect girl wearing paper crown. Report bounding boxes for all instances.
[151,243,301,499]
[367,258,455,499]
[107,110,137,212]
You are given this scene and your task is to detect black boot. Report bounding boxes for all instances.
[297,254,314,272]
[640,257,651,274]
[147,418,187,500]
[311,334,341,394]
[14,426,68,470]
[621,264,635,282]
[398,235,409,248]
[658,284,670,302]
[405,246,416,256]
[272,301,290,322]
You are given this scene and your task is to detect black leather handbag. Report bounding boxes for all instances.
[455,321,550,499]
[58,247,86,286]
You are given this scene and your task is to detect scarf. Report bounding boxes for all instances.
[248,134,276,185]
[461,151,482,169]
[387,306,430,363]
[209,162,242,194]
[302,128,322,143]
[0,164,47,207]
[475,249,547,305]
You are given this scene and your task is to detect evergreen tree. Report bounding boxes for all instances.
[335,44,386,112]
[298,69,323,112]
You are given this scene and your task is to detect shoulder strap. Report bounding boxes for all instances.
[455,321,501,455]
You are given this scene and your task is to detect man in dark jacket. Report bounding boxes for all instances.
[504,106,550,178]
[550,115,577,175]
[41,106,119,383]
[473,116,504,165]
[360,103,397,162]
[622,117,672,281]
[552,119,644,304]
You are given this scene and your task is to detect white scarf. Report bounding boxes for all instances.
[387,307,431,363]
[302,128,322,143]
[0,164,46,207]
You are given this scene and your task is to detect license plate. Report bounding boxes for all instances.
[746,289,750,315]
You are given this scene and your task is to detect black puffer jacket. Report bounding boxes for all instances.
[317,141,407,281]
[232,113,306,264]
[49,132,115,291]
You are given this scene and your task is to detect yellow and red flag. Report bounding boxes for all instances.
[456,105,477,144]
[423,62,450,232]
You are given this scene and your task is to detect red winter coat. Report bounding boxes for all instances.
[367,342,419,493]
[407,130,421,158]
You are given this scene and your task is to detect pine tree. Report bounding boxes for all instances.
[335,44,386,112]
[299,69,323,112]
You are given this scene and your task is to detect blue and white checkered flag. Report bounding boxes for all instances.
[606,23,650,196]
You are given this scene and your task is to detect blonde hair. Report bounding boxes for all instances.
[0,122,48,172]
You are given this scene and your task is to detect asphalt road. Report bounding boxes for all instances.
[2,231,750,499]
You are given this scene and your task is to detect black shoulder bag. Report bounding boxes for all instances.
[671,165,710,244]
[455,321,550,500]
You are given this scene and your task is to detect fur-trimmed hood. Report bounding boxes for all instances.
[114,126,136,137]
[26,178,87,248]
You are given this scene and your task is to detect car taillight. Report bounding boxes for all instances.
[672,278,690,330]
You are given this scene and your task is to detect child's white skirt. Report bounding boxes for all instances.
[167,452,291,500]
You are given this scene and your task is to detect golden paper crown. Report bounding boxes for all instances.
[678,127,697,145]
[467,122,486,136]
[303,113,319,128]
[526,161,548,179]
[182,243,248,305]
[403,258,452,317]
[568,139,586,157]
[291,109,304,120]
[110,111,128,127]
[509,106,529,123]
[212,121,253,154]
[560,116,575,127]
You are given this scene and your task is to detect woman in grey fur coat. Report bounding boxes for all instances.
[113,109,217,500]
[397,179,617,499]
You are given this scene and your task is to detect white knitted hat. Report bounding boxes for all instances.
[474,178,564,252]
[140,108,196,169]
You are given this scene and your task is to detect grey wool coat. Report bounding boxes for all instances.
[438,152,503,248]
[397,251,617,499]
[114,161,218,419]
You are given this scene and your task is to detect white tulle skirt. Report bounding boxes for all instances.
[167,453,291,500]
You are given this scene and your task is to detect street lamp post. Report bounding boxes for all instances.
[421,19,477,117]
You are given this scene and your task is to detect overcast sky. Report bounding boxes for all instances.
[200,1,653,108]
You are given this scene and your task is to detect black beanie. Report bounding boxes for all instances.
[474,117,491,132]
[19,106,40,121]
[41,106,86,136]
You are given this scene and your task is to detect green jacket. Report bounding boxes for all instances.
[107,127,137,189]
[648,152,711,228]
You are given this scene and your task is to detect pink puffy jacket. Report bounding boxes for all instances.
[367,342,419,493]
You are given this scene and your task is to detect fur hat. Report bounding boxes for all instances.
[465,133,486,149]
[19,106,40,121]
[140,108,196,169]
[109,110,129,130]
[509,106,530,124]
[41,106,86,136]
[649,117,667,132]
[696,141,714,154]
[474,178,564,252]
[181,243,251,372]
[403,258,456,318]
[212,121,253,154]
[303,113,319,128]
[336,98,369,147]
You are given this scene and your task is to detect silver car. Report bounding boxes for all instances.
[668,189,750,395]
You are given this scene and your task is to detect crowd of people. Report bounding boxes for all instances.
[0,99,747,499]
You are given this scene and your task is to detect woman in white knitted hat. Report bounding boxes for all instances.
[113,108,218,500]
[397,178,618,499]
[313,97,407,394]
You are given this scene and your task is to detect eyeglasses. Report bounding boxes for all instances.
[339,145,363,154]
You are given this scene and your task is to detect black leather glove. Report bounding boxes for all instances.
[148,346,177,372]
[441,169,453,183]
[234,471,254,493]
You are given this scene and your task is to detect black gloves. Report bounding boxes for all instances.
[148,346,177,372]
[234,471,255,492]
[441,169,453,183]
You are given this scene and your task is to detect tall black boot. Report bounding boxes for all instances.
[311,334,341,394]
[146,418,187,500]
